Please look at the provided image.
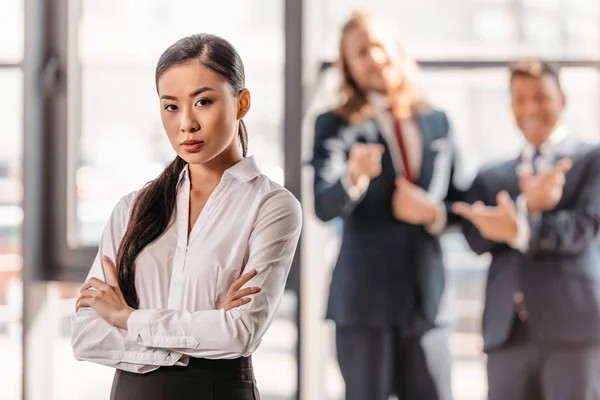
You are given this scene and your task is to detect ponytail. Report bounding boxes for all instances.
[115,156,186,308]
[238,119,248,157]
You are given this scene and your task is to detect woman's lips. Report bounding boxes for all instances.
[181,140,204,153]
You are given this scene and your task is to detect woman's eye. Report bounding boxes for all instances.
[196,98,212,107]
[164,104,178,111]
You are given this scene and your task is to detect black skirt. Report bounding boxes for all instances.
[110,356,260,400]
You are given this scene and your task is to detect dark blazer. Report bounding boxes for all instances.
[311,110,466,333]
[461,140,600,351]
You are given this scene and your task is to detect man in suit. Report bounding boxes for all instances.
[310,11,469,400]
[453,59,600,400]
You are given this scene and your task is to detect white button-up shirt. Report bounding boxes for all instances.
[368,92,424,179]
[71,156,302,373]
[511,124,568,252]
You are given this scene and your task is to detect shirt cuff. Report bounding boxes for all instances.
[109,348,183,368]
[341,172,369,202]
[425,202,447,235]
[126,309,202,350]
[509,195,531,252]
[127,309,156,345]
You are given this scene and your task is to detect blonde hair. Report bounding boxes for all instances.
[336,11,429,123]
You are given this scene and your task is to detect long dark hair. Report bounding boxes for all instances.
[115,34,248,308]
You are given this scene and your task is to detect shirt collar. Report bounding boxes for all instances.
[522,123,568,161]
[178,163,189,184]
[224,155,261,182]
[177,155,261,185]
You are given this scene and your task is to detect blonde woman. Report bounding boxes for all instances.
[310,11,466,400]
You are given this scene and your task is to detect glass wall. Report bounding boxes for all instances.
[74,0,285,246]
[304,0,600,63]
[0,0,23,399]
[0,69,23,400]
[0,0,24,63]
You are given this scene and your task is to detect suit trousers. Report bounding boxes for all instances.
[487,318,600,400]
[335,325,451,400]
[110,356,260,400]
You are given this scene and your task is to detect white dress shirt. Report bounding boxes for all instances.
[71,156,302,373]
[368,93,423,179]
[343,92,447,233]
[510,124,568,252]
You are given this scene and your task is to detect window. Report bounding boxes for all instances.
[0,68,23,400]
[306,0,600,61]
[0,0,24,63]
[0,3,23,400]
[74,0,285,247]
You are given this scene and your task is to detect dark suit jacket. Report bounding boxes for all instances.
[311,110,466,333]
[461,140,600,351]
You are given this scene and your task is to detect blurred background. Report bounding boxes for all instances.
[1,0,600,399]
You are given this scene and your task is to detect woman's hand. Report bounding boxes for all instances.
[218,269,261,310]
[75,256,134,330]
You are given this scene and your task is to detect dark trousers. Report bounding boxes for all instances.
[110,356,260,400]
[335,326,443,400]
[487,318,600,400]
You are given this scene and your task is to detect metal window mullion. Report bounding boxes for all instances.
[22,0,58,399]
[284,0,303,399]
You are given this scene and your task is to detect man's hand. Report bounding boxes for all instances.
[392,177,437,225]
[452,191,519,243]
[520,157,572,214]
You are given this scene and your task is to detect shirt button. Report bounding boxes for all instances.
[174,282,178,286]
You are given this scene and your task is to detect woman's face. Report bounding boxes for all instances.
[157,60,250,165]
[342,22,404,94]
